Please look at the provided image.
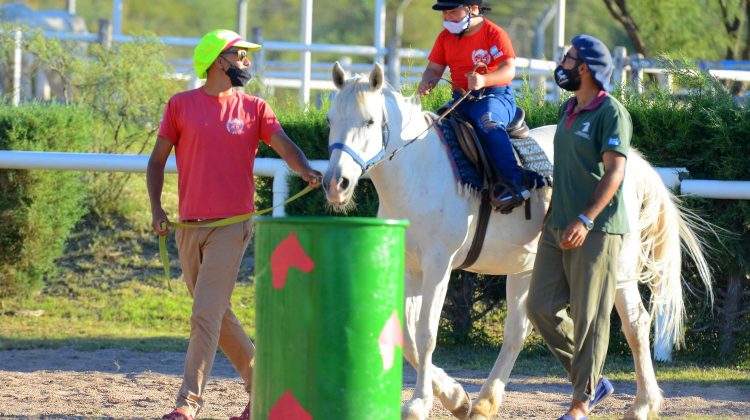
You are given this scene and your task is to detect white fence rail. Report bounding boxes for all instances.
[2,151,748,202]
[0,151,328,218]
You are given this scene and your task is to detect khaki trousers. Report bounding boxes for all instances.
[174,219,255,417]
[527,226,621,403]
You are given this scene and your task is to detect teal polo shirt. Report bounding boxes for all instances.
[548,91,632,234]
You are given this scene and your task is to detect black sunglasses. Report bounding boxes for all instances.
[563,52,583,63]
[221,49,248,61]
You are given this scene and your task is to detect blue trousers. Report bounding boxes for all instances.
[452,86,520,185]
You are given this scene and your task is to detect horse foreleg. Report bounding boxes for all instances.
[616,280,663,420]
[470,270,533,420]
[402,258,457,420]
[404,286,471,419]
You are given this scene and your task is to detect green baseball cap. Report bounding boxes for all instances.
[193,29,261,79]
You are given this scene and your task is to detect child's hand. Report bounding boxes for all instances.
[466,72,486,91]
[418,79,436,96]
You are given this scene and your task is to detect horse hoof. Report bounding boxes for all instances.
[402,398,430,420]
[468,396,498,420]
[623,406,648,420]
[446,389,471,419]
[437,384,471,419]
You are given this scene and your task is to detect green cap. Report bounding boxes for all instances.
[193,29,261,79]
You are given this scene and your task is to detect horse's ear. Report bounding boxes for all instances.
[332,62,346,90]
[369,63,384,92]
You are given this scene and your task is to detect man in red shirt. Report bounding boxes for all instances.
[419,0,529,213]
[147,29,320,420]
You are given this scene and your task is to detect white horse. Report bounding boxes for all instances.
[323,63,712,420]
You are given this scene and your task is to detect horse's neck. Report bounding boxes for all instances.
[370,97,459,214]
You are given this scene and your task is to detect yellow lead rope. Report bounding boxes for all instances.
[158,185,316,288]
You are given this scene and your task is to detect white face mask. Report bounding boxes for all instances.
[443,13,471,34]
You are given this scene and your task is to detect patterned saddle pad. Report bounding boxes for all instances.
[436,117,553,192]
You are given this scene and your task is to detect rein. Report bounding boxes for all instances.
[157,184,316,288]
[385,85,475,163]
[337,63,489,173]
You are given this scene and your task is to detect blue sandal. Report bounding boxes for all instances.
[588,377,614,411]
[556,414,586,420]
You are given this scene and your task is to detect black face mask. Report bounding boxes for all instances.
[225,64,252,87]
[554,64,582,92]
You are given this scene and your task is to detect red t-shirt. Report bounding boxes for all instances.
[158,88,282,221]
[428,19,516,92]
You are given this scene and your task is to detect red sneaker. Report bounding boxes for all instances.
[229,404,251,420]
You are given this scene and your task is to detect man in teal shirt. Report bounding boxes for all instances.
[527,34,631,420]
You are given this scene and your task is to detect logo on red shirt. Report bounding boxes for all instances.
[472,49,491,65]
[226,118,245,135]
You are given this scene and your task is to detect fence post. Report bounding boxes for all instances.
[374,0,386,65]
[251,26,265,77]
[237,0,249,39]
[111,0,123,36]
[386,37,400,90]
[660,73,674,93]
[12,29,22,107]
[300,0,313,107]
[612,46,627,90]
[631,53,645,95]
[98,19,113,50]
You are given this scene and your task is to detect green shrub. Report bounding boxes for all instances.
[71,36,180,215]
[0,104,91,298]
[619,68,750,365]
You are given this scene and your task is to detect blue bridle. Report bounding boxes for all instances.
[328,93,391,174]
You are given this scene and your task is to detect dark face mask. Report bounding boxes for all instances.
[225,64,252,87]
[554,64,582,91]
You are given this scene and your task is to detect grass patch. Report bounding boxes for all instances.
[0,281,256,352]
[432,345,750,385]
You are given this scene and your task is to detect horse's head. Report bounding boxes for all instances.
[323,62,389,207]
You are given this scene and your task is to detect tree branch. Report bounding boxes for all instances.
[601,0,650,56]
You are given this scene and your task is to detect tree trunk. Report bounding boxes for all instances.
[718,273,745,356]
[717,0,748,95]
[601,0,650,56]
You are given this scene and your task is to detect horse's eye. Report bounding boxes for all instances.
[366,118,375,126]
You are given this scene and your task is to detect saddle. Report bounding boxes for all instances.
[445,106,530,189]
[434,106,552,270]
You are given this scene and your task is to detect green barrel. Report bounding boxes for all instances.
[252,216,409,420]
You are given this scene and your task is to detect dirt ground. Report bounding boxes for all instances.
[0,348,748,419]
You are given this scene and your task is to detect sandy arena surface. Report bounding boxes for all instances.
[0,348,749,419]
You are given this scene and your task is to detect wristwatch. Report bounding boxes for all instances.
[578,214,594,231]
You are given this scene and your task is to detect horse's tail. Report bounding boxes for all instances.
[635,154,713,349]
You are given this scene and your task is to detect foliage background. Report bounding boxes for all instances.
[11,0,734,61]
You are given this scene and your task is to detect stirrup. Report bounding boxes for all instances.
[490,183,529,214]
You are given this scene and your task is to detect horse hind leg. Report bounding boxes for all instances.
[470,271,533,420]
[616,280,663,420]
